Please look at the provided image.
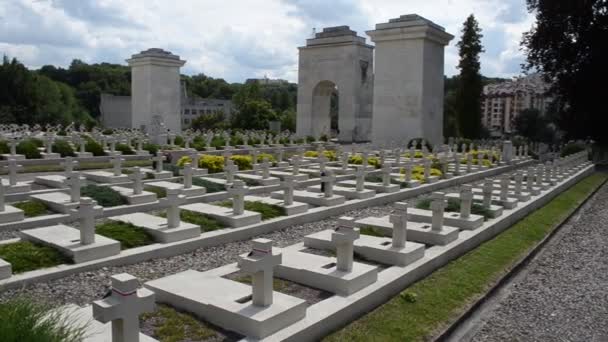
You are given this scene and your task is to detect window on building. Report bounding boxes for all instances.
[184,109,190,115]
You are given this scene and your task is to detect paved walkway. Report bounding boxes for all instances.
[468,179,608,342]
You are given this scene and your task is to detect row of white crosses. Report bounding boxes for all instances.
[2,159,22,186]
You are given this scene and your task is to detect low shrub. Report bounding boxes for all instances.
[174,135,184,146]
[81,185,127,207]
[12,200,49,217]
[304,150,337,161]
[217,200,286,220]
[177,154,225,173]
[115,143,135,155]
[230,155,253,171]
[85,138,105,156]
[348,155,381,169]
[143,143,159,155]
[561,142,586,157]
[192,178,226,193]
[16,139,42,159]
[52,139,75,157]
[96,221,155,249]
[402,151,424,159]
[0,241,69,273]
[0,140,9,154]
[0,297,87,341]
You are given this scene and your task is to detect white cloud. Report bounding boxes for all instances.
[0,0,535,82]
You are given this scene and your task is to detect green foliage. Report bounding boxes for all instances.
[0,140,9,154]
[217,200,286,220]
[96,222,155,249]
[175,210,225,232]
[0,241,69,273]
[51,139,75,157]
[400,291,418,303]
[560,142,587,157]
[359,226,386,237]
[416,197,494,220]
[177,154,225,173]
[115,143,135,155]
[81,185,127,207]
[303,150,337,161]
[0,297,87,341]
[522,0,608,144]
[143,143,159,155]
[513,108,557,143]
[16,139,42,159]
[190,111,228,130]
[85,137,105,156]
[230,155,253,171]
[191,178,226,193]
[144,186,167,198]
[12,200,49,217]
[232,99,278,130]
[141,304,217,341]
[348,155,381,169]
[455,15,484,138]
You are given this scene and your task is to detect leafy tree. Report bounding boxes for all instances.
[454,15,485,138]
[279,109,296,132]
[522,0,608,144]
[231,99,277,130]
[513,108,556,143]
[190,110,228,130]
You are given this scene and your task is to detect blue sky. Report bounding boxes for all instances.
[0,0,534,83]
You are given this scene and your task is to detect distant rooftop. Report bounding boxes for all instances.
[484,74,550,96]
[130,48,181,60]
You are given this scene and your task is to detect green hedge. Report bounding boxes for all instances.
[81,185,127,207]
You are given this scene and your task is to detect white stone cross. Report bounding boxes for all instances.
[0,182,5,212]
[182,163,193,189]
[67,171,82,203]
[225,159,238,184]
[227,180,247,215]
[331,216,360,272]
[110,156,124,177]
[130,167,143,195]
[276,148,284,163]
[389,202,408,248]
[222,150,233,165]
[92,273,155,342]
[466,153,473,173]
[251,150,259,166]
[260,157,271,179]
[341,152,349,171]
[320,170,335,198]
[8,138,18,155]
[423,158,431,180]
[355,166,366,192]
[430,192,446,232]
[70,197,103,245]
[361,151,369,168]
[189,152,200,169]
[6,159,22,186]
[291,155,300,176]
[453,153,461,175]
[318,153,328,172]
[136,138,144,153]
[382,162,392,186]
[394,148,402,165]
[282,175,295,206]
[482,179,494,208]
[160,188,186,229]
[409,146,415,161]
[500,175,510,201]
[61,156,79,177]
[536,165,544,187]
[460,185,473,219]
[44,134,54,154]
[153,153,166,173]
[526,167,535,193]
[238,238,282,307]
[403,162,413,182]
[514,172,523,195]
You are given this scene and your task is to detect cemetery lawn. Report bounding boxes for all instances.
[12,200,50,217]
[96,222,155,249]
[416,198,494,220]
[0,241,69,273]
[81,185,128,207]
[173,210,225,232]
[141,304,217,341]
[325,173,607,342]
[191,178,226,193]
[217,200,286,220]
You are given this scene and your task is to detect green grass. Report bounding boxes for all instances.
[81,184,127,207]
[235,275,289,291]
[0,297,88,342]
[325,173,607,342]
[158,210,225,232]
[359,226,387,237]
[12,200,49,217]
[416,198,494,220]
[217,200,286,220]
[141,304,217,341]
[144,186,167,198]
[191,178,226,193]
[96,222,155,249]
[0,241,69,273]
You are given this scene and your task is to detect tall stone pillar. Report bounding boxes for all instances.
[127,48,186,134]
[367,15,453,146]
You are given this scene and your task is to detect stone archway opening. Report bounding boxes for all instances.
[312,80,338,140]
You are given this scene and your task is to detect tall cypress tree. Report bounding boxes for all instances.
[455,15,484,138]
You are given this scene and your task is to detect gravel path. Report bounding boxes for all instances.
[470,179,608,342]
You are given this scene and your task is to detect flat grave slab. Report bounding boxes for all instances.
[41,152,60,159]
[181,202,261,227]
[1,153,24,160]
[325,166,355,175]
[146,181,206,197]
[270,190,346,207]
[111,213,200,243]
[236,173,280,186]
[305,184,376,200]
[1,179,31,193]
[145,269,306,339]
[471,189,519,209]
[407,207,484,230]
[179,168,208,177]
[245,195,308,216]
[354,216,460,246]
[0,205,25,224]
[444,193,504,217]
[269,171,309,182]
[304,229,425,266]
[30,192,78,214]
[274,247,378,296]
[390,173,421,188]
[337,180,400,193]
[63,304,158,342]
[110,186,157,205]
[140,168,173,179]
[83,171,129,184]
[34,174,72,189]
[20,224,120,263]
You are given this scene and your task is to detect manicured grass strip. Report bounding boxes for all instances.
[159,210,225,232]
[217,200,286,220]
[12,200,49,217]
[96,222,155,250]
[192,178,226,193]
[81,185,127,207]
[141,304,217,341]
[325,173,607,342]
[0,241,69,274]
